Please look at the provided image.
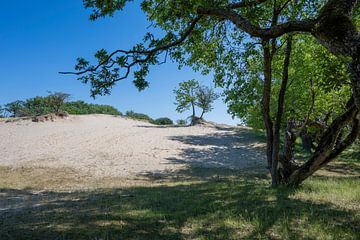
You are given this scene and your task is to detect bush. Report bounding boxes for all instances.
[152,117,173,125]
[125,111,153,122]
[4,100,27,117]
[176,119,187,126]
[3,93,121,117]
[61,101,121,115]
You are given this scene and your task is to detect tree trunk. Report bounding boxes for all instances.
[286,100,358,186]
[271,36,292,186]
[191,101,196,125]
[261,40,275,173]
[200,110,205,119]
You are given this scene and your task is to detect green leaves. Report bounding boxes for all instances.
[173,79,218,119]
[174,79,199,114]
[83,0,133,20]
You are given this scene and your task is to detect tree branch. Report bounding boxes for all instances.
[197,7,315,39]
[59,16,202,76]
[227,0,268,9]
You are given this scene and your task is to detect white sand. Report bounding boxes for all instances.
[0,115,265,178]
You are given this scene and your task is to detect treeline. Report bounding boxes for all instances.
[0,93,177,126]
[0,92,121,117]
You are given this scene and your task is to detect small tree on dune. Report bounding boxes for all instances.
[196,85,219,119]
[174,80,218,125]
[174,79,199,125]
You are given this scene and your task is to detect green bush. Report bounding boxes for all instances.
[152,117,173,125]
[176,119,187,126]
[4,100,27,117]
[3,93,121,117]
[61,101,121,115]
[125,111,153,122]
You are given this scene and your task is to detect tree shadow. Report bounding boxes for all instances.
[321,162,360,176]
[0,175,358,239]
[136,125,190,129]
[140,127,267,180]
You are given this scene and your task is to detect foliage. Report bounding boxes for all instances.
[196,85,219,118]
[125,110,153,122]
[46,92,71,113]
[173,79,199,115]
[221,34,351,129]
[0,105,4,118]
[62,101,121,115]
[4,100,27,117]
[3,93,121,117]
[151,117,173,125]
[174,79,218,120]
[176,119,187,125]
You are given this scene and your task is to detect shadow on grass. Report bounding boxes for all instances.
[0,174,359,239]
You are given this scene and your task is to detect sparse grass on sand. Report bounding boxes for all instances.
[0,161,359,240]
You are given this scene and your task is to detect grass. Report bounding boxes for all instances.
[0,165,359,240]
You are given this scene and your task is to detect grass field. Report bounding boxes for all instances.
[0,162,359,240]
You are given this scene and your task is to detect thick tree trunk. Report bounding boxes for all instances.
[313,0,360,109]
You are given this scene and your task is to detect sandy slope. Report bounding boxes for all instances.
[0,115,265,179]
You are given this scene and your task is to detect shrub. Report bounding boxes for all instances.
[125,111,153,122]
[176,119,187,126]
[152,117,173,125]
[3,93,121,117]
[62,101,121,115]
[4,92,70,117]
[4,100,27,117]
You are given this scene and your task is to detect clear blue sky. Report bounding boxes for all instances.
[0,1,240,125]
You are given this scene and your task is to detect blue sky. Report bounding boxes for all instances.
[0,1,239,125]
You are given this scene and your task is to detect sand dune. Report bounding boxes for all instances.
[0,114,265,180]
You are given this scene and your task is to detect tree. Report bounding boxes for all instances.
[4,100,26,117]
[196,85,219,119]
[173,79,199,125]
[46,92,71,113]
[62,0,360,186]
[0,105,4,118]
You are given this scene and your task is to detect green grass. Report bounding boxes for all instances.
[0,167,359,240]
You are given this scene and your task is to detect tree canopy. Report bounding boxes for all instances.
[173,79,218,124]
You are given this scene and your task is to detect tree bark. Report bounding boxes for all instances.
[191,101,196,125]
[261,40,274,171]
[271,36,292,186]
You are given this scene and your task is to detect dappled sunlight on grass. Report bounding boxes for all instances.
[0,170,359,239]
